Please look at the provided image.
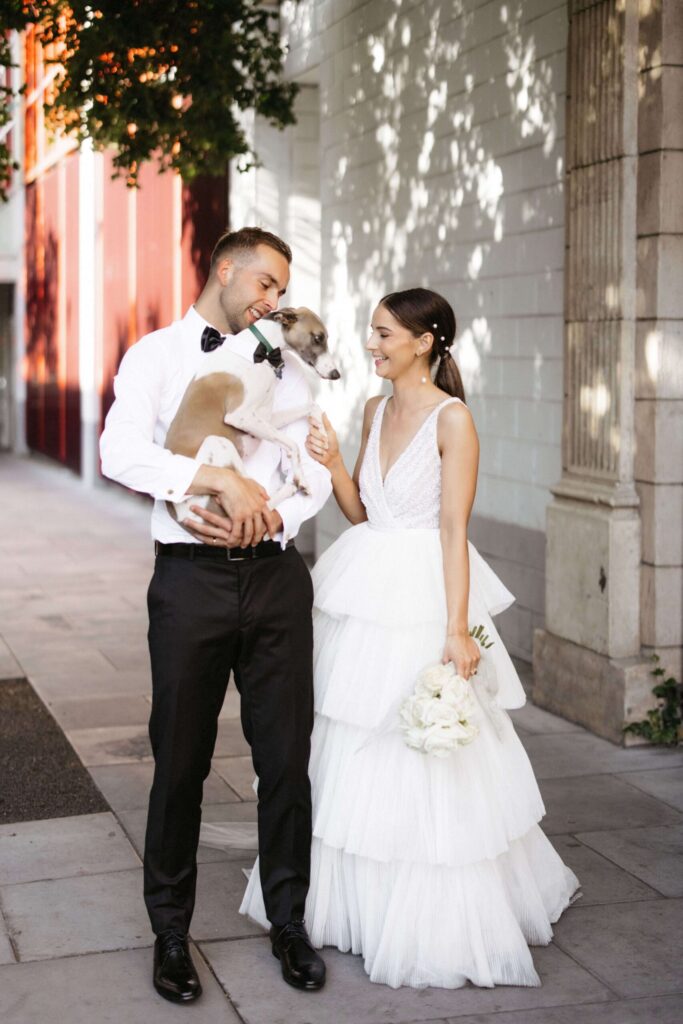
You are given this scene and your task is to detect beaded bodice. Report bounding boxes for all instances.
[358,396,461,529]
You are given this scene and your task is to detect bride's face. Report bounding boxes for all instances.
[366,305,424,380]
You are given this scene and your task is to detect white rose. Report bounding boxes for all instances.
[401,694,431,728]
[403,725,427,752]
[441,676,478,718]
[415,662,453,698]
[422,697,458,727]
[422,723,461,757]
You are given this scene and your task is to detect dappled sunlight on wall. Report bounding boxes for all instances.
[283,0,566,532]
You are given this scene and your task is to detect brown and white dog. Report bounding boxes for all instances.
[165,307,340,524]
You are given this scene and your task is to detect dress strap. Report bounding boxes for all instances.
[429,395,462,426]
[368,395,390,441]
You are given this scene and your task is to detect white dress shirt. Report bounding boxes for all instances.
[100,305,332,545]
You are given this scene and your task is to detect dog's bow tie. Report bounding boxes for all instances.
[200,326,226,352]
[253,339,285,373]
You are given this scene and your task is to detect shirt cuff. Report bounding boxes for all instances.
[276,497,303,548]
[155,454,203,503]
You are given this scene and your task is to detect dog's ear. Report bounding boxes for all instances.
[265,308,298,326]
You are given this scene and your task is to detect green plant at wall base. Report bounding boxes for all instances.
[623,656,683,747]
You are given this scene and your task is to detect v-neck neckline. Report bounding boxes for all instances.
[377,396,452,486]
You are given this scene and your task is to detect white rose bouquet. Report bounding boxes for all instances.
[399,625,497,757]
[399,661,479,757]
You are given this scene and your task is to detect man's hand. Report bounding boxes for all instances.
[183,466,283,547]
[184,504,283,548]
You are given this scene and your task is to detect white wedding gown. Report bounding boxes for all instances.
[206,395,581,989]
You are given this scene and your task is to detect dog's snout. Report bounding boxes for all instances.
[329,369,341,380]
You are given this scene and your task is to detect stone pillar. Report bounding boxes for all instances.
[634,0,683,682]
[533,0,675,743]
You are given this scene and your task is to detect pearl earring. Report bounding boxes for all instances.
[421,375,427,384]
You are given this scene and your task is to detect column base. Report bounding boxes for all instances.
[532,628,655,746]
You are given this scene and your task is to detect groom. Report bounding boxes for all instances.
[100,227,331,1002]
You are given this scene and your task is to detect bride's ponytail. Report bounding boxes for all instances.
[435,349,465,401]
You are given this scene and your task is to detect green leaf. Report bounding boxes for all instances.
[0,0,300,198]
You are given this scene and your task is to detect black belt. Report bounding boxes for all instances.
[155,539,293,562]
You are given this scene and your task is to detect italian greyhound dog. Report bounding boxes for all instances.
[165,307,340,525]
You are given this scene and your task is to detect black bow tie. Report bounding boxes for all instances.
[253,339,285,374]
[200,325,226,352]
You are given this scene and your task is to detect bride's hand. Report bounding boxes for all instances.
[442,632,480,680]
[306,412,340,469]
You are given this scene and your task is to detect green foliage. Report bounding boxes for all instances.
[623,655,682,747]
[0,1,33,201]
[469,624,494,650]
[0,0,299,198]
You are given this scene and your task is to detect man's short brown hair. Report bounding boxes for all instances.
[210,227,292,273]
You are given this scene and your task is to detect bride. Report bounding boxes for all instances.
[205,286,581,989]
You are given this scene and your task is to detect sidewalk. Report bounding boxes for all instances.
[0,453,682,1024]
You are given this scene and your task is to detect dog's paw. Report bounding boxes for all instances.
[309,403,327,439]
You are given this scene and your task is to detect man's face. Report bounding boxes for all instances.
[217,244,290,334]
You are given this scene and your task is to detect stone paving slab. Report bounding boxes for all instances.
[552,898,683,997]
[0,914,15,965]
[213,756,258,801]
[28,667,152,702]
[77,718,253,763]
[507,704,585,736]
[219,686,242,718]
[90,763,239,812]
[215,718,252,757]
[17,646,115,677]
[48,694,152,730]
[96,644,151,672]
[539,775,683,834]
[192,861,265,941]
[0,945,240,1024]
[521,732,683,780]
[616,766,683,813]
[118,802,257,864]
[200,938,612,1024]
[443,994,683,1023]
[67,724,153,766]
[0,638,22,681]
[575,825,683,897]
[1,868,149,961]
[0,813,140,885]
[550,835,661,905]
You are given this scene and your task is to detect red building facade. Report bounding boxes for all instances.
[22,27,228,476]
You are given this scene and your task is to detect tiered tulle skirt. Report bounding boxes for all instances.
[240,524,581,988]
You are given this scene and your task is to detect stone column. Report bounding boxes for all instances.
[634,0,683,681]
[533,0,680,743]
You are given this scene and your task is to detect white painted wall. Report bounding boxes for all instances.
[0,31,26,453]
[279,0,567,555]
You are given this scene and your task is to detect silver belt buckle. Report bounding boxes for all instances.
[226,546,256,561]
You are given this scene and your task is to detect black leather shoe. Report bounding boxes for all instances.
[270,920,326,990]
[153,930,202,1003]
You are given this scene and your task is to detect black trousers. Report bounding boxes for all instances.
[143,545,314,935]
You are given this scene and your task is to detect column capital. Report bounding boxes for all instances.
[551,476,639,508]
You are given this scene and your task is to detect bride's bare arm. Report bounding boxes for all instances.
[305,397,382,524]
[438,401,481,679]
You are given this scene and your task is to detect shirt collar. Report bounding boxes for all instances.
[183,305,283,362]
